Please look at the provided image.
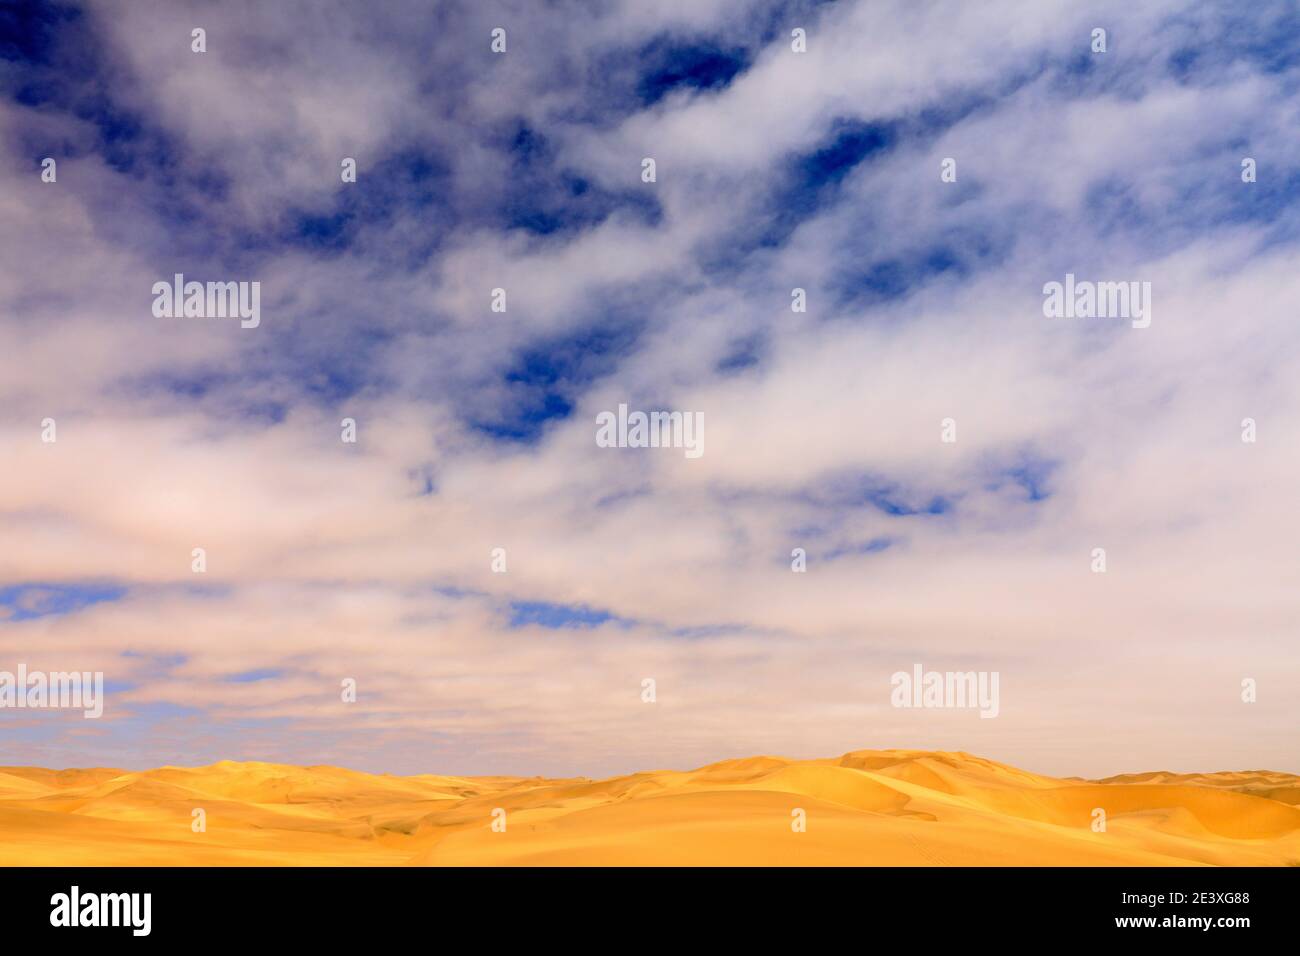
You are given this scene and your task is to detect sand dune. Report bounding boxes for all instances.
[1,750,1297,866]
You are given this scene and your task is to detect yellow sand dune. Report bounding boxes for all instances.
[1,749,1297,866]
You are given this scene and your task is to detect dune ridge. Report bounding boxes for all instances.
[1,749,1297,866]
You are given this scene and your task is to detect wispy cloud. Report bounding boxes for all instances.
[1,0,1297,777]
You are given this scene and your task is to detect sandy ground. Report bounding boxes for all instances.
[1,749,1297,865]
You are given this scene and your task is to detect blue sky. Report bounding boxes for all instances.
[1,0,1298,777]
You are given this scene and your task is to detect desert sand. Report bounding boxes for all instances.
[1,749,1297,866]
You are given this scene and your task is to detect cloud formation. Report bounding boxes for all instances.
[1,0,1298,776]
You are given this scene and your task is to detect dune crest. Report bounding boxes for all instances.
[1,749,1297,866]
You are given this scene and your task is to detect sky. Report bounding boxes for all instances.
[0,0,1297,778]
